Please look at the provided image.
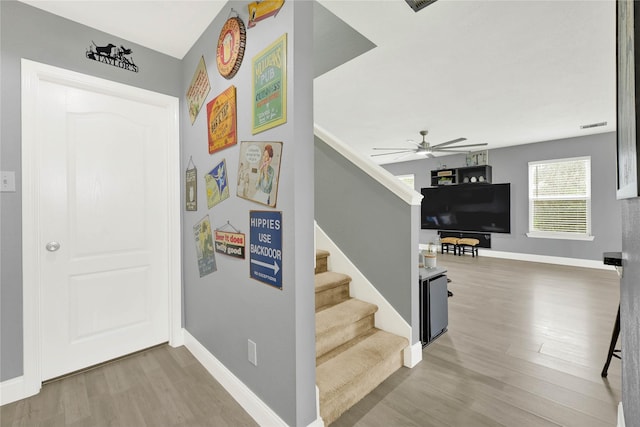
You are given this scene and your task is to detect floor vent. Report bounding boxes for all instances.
[405,0,438,12]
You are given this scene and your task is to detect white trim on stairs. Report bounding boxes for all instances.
[314,124,423,206]
[316,224,422,368]
[184,330,323,427]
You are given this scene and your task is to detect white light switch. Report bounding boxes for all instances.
[1,171,16,192]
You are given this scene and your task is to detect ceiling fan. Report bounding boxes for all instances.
[371,130,488,159]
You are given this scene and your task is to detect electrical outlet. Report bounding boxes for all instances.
[248,339,257,366]
[1,171,16,192]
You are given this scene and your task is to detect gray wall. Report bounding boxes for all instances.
[0,0,182,382]
[315,137,421,344]
[383,132,622,261]
[621,197,640,427]
[180,2,316,426]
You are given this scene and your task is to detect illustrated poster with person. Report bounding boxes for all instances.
[193,215,217,277]
[236,141,282,208]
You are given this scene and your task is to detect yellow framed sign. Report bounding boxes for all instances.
[252,34,287,134]
[207,85,237,154]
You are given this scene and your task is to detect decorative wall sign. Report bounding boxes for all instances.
[237,141,283,207]
[194,215,217,277]
[214,225,246,259]
[216,16,247,79]
[248,0,285,28]
[249,210,282,289]
[207,85,237,154]
[186,157,198,211]
[205,159,230,208]
[252,34,287,134]
[186,56,211,124]
[466,150,488,167]
[85,41,138,72]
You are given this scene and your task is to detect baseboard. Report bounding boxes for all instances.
[618,402,625,427]
[403,341,423,368]
[183,330,323,427]
[0,375,36,406]
[422,243,616,271]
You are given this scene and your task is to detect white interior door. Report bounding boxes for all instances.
[33,71,174,380]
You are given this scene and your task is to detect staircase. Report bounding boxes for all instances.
[315,249,408,425]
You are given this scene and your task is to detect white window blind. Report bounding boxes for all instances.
[528,157,592,239]
[396,174,415,189]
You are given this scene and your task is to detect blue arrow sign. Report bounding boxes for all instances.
[249,211,282,288]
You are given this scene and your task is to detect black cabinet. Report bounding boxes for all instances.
[431,165,492,186]
[419,267,449,346]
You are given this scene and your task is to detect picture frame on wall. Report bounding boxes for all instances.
[616,0,640,199]
[252,34,287,134]
[237,141,283,208]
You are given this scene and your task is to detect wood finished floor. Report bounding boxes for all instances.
[0,345,258,427]
[332,254,622,427]
[1,255,622,427]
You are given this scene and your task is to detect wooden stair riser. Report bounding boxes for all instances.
[316,283,350,311]
[316,315,374,359]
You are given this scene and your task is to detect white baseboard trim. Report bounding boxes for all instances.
[403,341,423,368]
[618,402,625,427]
[183,330,323,427]
[0,375,36,406]
[183,330,288,426]
[421,243,616,271]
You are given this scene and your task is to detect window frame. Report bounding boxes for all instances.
[526,156,594,241]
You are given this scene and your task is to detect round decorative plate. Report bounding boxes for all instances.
[216,17,246,79]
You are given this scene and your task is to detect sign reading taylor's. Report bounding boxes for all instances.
[249,211,282,288]
[86,41,138,72]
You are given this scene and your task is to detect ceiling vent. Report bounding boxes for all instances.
[405,0,438,12]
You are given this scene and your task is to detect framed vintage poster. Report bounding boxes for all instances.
[186,56,211,124]
[205,159,230,208]
[616,0,640,199]
[185,157,197,211]
[237,141,283,208]
[193,215,217,277]
[207,85,237,154]
[252,34,287,134]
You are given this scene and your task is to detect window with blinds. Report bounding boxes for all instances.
[396,174,415,189]
[528,157,592,239]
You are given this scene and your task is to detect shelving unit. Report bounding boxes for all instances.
[431,165,492,186]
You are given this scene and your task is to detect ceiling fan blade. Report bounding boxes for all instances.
[431,137,467,149]
[393,152,417,161]
[425,152,435,158]
[371,150,414,157]
[372,147,414,150]
[434,143,488,150]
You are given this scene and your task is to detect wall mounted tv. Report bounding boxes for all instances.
[421,183,511,233]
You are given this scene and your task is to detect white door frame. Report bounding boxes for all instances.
[20,59,182,399]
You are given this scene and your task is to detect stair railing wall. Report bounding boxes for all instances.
[314,125,423,346]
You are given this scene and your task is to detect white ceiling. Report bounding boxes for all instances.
[19,0,617,165]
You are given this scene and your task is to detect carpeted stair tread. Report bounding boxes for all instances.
[316,249,330,258]
[315,271,351,293]
[316,298,377,336]
[316,329,408,424]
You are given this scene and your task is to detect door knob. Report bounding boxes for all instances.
[46,241,61,252]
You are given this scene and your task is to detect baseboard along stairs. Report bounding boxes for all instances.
[315,249,408,425]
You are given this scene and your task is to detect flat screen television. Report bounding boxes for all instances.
[421,183,511,233]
